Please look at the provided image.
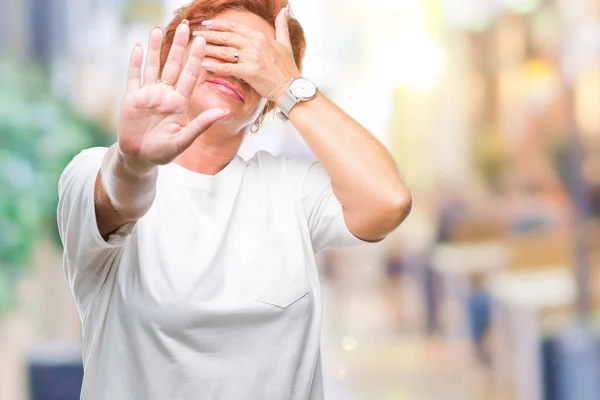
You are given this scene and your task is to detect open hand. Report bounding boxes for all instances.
[117,22,230,166]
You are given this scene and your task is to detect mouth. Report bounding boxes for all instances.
[206,79,244,102]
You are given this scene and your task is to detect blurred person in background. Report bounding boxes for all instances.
[383,250,406,331]
[505,179,567,234]
[434,184,467,243]
[56,0,412,399]
[466,272,492,366]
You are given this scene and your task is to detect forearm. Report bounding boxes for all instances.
[96,144,158,236]
[286,93,412,239]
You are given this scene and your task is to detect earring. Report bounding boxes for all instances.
[250,108,268,134]
[250,121,261,134]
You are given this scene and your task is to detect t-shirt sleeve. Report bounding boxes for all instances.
[289,158,371,253]
[57,147,135,274]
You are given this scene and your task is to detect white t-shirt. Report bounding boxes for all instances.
[57,147,368,400]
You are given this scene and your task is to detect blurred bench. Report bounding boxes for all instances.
[432,241,509,344]
[433,229,579,398]
[489,268,576,400]
[506,232,573,271]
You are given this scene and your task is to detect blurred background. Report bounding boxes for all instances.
[1,0,600,399]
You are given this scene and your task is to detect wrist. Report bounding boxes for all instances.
[275,77,319,121]
[274,91,288,108]
[102,144,158,217]
[116,144,157,178]
[272,75,301,106]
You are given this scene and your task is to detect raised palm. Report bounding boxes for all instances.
[118,22,229,166]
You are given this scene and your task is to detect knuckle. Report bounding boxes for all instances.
[220,47,229,57]
[221,32,231,42]
[229,21,237,29]
[183,66,199,78]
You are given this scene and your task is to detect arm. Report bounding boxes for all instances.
[97,22,230,237]
[95,145,157,237]
[283,93,412,242]
[198,8,412,242]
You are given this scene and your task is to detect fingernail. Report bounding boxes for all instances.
[154,25,162,30]
[286,4,293,19]
[193,31,205,36]
[202,61,211,68]
[182,19,189,25]
[221,108,230,114]
[202,20,213,26]
[135,42,142,47]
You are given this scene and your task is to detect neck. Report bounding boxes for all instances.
[174,129,245,175]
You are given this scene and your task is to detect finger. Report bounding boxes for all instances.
[192,30,247,49]
[275,7,292,49]
[200,61,245,79]
[176,36,207,98]
[126,43,143,93]
[199,19,262,40]
[161,22,191,85]
[176,108,231,150]
[204,45,240,64]
[143,26,163,86]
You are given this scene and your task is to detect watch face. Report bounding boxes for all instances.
[290,78,317,99]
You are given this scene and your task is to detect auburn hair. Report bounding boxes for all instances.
[160,0,307,122]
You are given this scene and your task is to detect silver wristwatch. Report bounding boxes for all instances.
[276,77,318,122]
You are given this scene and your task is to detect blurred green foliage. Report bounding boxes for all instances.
[0,61,111,315]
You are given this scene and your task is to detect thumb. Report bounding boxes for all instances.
[176,108,230,150]
[275,6,292,50]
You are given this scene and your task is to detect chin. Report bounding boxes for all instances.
[214,114,236,125]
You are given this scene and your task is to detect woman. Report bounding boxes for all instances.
[58,0,412,398]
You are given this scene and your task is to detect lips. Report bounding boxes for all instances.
[207,79,244,102]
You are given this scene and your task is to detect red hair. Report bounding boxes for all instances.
[160,0,307,122]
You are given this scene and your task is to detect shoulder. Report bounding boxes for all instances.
[59,147,109,189]
[63,147,109,174]
[71,146,109,162]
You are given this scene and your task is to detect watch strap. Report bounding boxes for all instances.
[276,90,300,122]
